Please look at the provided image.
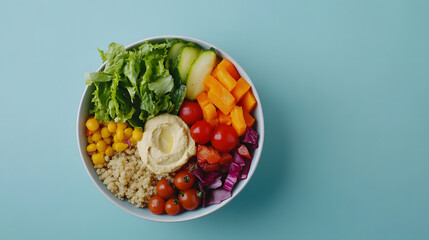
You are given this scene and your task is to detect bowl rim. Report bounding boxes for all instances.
[77,35,264,222]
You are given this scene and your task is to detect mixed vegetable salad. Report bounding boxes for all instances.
[84,38,259,215]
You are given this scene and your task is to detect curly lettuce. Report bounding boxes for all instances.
[85,41,187,128]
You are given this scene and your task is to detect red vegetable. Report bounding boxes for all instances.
[197,145,221,164]
[237,144,251,159]
[179,100,203,125]
[223,171,239,192]
[190,120,212,144]
[240,159,251,180]
[220,152,233,165]
[243,127,259,149]
[233,151,245,167]
[199,161,220,172]
[211,124,238,152]
[207,189,232,205]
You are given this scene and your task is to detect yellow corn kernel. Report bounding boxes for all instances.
[87,135,94,144]
[85,118,99,132]
[103,137,112,145]
[96,140,107,153]
[115,129,124,141]
[113,134,121,143]
[132,128,143,141]
[117,122,127,130]
[105,146,114,156]
[101,127,111,139]
[124,128,133,140]
[86,143,97,152]
[112,142,118,151]
[107,122,117,133]
[92,130,102,142]
[114,142,128,152]
[92,153,105,164]
[130,139,137,146]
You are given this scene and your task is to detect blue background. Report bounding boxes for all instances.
[1,0,428,239]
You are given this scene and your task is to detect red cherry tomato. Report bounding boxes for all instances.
[156,179,175,199]
[190,120,212,144]
[199,161,220,172]
[211,124,239,152]
[148,196,165,215]
[165,199,181,215]
[174,170,196,191]
[179,101,203,125]
[178,189,201,210]
[197,145,221,164]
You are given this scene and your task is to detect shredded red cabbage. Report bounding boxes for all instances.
[233,151,245,166]
[207,176,222,189]
[229,162,243,173]
[88,151,95,156]
[203,171,221,186]
[207,189,232,205]
[243,127,259,149]
[124,139,131,147]
[220,162,231,172]
[223,171,239,192]
[191,164,205,183]
[240,159,251,180]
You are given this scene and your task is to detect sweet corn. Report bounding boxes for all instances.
[114,142,128,152]
[96,140,107,153]
[132,128,143,141]
[85,118,99,132]
[115,129,124,141]
[86,143,97,152]
[130,139,137,146]
[105,146,114,156]
[92,130,102,142]
[92,153,105,164]
[87,135,94,144]
[113,134,121,143]
[101,127,111,139]
[117,122,127,130]
[103,137,112,145]
[112,142,118,151]
[124,128,133,140]
[107,122,117,133]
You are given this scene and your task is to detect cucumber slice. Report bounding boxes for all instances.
[185,50,217,100]
[176,45,201,84]
[166,41,185,69]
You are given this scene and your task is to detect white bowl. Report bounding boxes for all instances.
[76,35,264,222]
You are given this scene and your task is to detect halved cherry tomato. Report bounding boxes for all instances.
[174,170,196,191]
[220,152,233,165]
[199,161,220,172]
[156,179,175,199]
[190,120,212,144]
[148,196,165,215]
[165,199,181,216]
[197,145,221,164]
[211,124,238,152]
[179,100,203,125]
[178,189,201,210]
[237,144,251,159]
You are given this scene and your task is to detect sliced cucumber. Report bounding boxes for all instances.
[176,44,201,84]
[166,41,185,69]
[185,50,217,100]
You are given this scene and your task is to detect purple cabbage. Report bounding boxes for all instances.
[203,171,221,186]
[240,159,251,180]
[220,162,231,172]
[233,151,245,167]
[207,189,232,205]
[207,176,222,189]
[243,127,259,149]
[223,171,239,192]
[229,162,243,173]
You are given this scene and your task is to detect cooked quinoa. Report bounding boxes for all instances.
[94,146,175,208]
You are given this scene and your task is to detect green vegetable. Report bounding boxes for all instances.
[85,40,189,128]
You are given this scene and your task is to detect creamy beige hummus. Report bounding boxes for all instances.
[137,114,196,174]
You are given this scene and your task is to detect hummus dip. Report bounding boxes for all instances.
[137,113,196,174]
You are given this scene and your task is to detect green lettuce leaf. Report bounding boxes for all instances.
[103,43,127,74]
[84,72,112,85]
